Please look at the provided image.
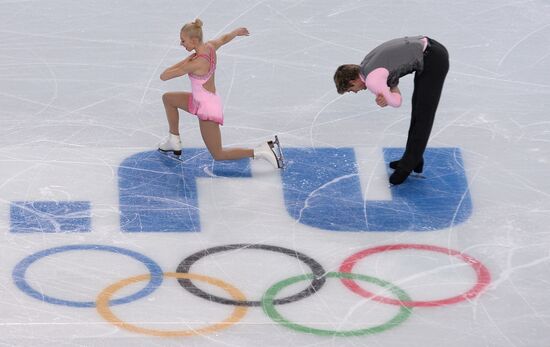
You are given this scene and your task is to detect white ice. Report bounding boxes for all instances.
[1,0,550,346]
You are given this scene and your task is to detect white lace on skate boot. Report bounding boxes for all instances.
[254,142,280,168]
[158,133,182,155]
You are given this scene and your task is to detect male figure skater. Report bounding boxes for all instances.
[334,36,449,185]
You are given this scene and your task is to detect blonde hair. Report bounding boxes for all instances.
[181,18,203,42]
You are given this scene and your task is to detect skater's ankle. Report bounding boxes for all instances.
[389,160,400,170]
[413,159,424,174]
[390,159,423,174]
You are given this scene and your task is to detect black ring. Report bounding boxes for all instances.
[176,244,327,307]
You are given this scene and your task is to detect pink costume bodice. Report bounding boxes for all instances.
[189,45,217,92]
[187,44,224,125]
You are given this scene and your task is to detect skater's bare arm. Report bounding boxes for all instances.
[160,55,201,81]
[210,28,249,50]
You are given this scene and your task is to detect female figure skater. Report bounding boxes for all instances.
[333,36,449,185]
[158,19,282,168]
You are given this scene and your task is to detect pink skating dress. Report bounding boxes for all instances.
[188,45,224,125]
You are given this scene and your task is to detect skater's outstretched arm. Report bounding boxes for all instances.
[209,28,249,50]
[160,54,201,81]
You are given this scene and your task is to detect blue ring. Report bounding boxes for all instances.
[12,244,163,308]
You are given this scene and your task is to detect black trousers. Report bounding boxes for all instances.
[398,38,449,172]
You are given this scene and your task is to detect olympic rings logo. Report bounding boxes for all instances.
[12,243,491,338]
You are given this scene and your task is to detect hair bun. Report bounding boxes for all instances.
[193,18,203,28]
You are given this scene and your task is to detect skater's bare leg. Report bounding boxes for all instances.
[199,119,253,160]
[162,92,191,135]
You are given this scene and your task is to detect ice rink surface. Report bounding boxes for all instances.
[1,0,550,346]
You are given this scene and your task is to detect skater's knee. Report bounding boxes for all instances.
[162,92,173,105]
[209,149,226,161]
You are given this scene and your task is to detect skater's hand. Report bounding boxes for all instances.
[376,94,388,107]
[234,27,250,36]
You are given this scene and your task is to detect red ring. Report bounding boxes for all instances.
[339,244,491,307]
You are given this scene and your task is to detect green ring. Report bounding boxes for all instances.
[261,272,412,337]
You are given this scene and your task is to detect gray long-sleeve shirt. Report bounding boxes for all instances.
[360,36,426,88]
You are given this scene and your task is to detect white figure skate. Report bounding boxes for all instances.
[158,133,182,158]
[254,135,285,169]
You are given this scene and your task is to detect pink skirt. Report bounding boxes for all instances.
[188,92,224,125]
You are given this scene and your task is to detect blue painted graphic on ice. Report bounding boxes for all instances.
[10,201,91,233]
[282,147,472,231]
[118,150,251,232]
[117,147,471,233]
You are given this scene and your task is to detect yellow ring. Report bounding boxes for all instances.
[96,272,247,337]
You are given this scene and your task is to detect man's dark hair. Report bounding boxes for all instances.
[333,64,360,94]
